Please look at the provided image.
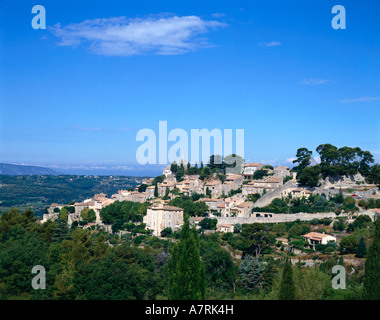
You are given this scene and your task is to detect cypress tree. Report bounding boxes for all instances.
[163,187,169,200]
[355,237,367,258]
[278,257,296,300]
[167,218,205,300]
[262,258,276,292]
[363,218,380,299]
[154,184,158,198]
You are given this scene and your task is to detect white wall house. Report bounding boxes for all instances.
[143,203,184,236]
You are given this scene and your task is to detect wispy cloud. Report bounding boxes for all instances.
[299,78,330,85]
[211,13,226,18]
[258,41,281,47]
[50,15,226,56]
[259,159,279,166]
[339,96,380,103]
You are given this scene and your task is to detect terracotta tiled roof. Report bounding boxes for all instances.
[264,177,283,183]
[244,163,261,167]
[236,202,253,208]
[303,232,329,240]
[205,180,222,185]
[148,205,184,211]
[226,175,243,181]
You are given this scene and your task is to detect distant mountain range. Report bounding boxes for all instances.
[0,163,60,175]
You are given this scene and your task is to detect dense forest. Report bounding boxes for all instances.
[1,208,379,300]
[0,175,143,215]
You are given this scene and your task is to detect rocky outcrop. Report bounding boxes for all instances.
[320,173,366,188]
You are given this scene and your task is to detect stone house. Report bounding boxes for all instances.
[217,194,246,217]
[197,198,224,214]
[146,185,156,197]
[243,163,263,179]
[176,176,204,196]
[303,232,337,250]
[257,176,283,187]
[242,176,283,196]
[204,180,223,198]
[231,201,254,218]
[217,224,234,233]
[242,182,275,196]
[94,198,115,223]
[158,180,177,197]
[273,166,291,177]
[74,200,94,215]
[143,203,184,236]
[225,174,244,187]
[189,216,205,229]
[291,188,312,198]
[223,174,244,195]
[94,193,108,201]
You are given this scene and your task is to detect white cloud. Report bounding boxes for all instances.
[286,157,297,163]
[299,78,330,85]
[339,96,380,103]
[50,15,226,56]
[259,41,281,47]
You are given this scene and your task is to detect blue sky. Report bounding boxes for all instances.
[1,0,379,176]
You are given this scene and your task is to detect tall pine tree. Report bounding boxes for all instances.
[363,218,380,299]
[167,218,205,300]
[278,257,296,300]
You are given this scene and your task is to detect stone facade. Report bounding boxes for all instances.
[204,180,223,198]
[143,203,184,236]
[273,166,291,178]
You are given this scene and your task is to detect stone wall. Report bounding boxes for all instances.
[216,212,339,225]
[252,181,298,208]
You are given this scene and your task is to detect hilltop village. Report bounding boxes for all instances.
[3,145,380,300]
[42,153,380,252]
